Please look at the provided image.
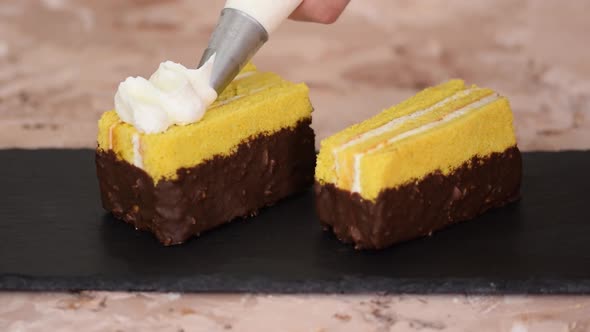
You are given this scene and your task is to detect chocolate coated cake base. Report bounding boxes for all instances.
[96,119,315,245]
[315,147,522,250]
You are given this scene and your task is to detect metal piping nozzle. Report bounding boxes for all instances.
[198,8,269,95]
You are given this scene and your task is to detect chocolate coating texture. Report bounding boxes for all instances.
[315,147,522,249]
[96,119,316,245]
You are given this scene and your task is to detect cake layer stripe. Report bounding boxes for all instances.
[332,87,493,189]
[359,96,515,200]
[334,88,478,157]
[351,94,501,193]
[108,122,119,150]
[132,133,143,169]
[315,80,469,186]
[210,84,278,109]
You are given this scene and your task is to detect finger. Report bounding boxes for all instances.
[289,0,350,24]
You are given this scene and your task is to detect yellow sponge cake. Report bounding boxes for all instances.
[96,64,316,245]
[315,80,522,249]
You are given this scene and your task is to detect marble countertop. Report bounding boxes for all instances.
[2,293,590,332]
[1,0,589,331]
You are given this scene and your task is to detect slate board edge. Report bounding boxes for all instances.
[2,275,590,295]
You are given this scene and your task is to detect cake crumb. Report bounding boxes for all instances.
[180,308,196,315]
[333,313,351,322]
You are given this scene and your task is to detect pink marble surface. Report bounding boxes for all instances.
[1,0,589,150]
[1,0,589,331]
[1,292,590,332]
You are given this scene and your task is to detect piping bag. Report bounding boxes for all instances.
[198,0,303,95]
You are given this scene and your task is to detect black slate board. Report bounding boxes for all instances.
[0,149,589,294]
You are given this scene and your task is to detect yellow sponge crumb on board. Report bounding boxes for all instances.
[315,80,518,201]
[97,64,313,182]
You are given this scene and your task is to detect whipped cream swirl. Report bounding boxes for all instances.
[114,56,217,134]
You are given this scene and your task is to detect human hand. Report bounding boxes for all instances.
[289,0,351,24]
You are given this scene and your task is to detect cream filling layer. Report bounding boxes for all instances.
[132,133,143,169]
[332,88,477,179]
[211,84,277,108]
[233,71,256,80]
[115,57,217,134]
[351,94,501,194]
[108,121,120,150]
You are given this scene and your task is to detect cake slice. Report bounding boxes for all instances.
[315,80,522,249]
[96,64,315,245]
